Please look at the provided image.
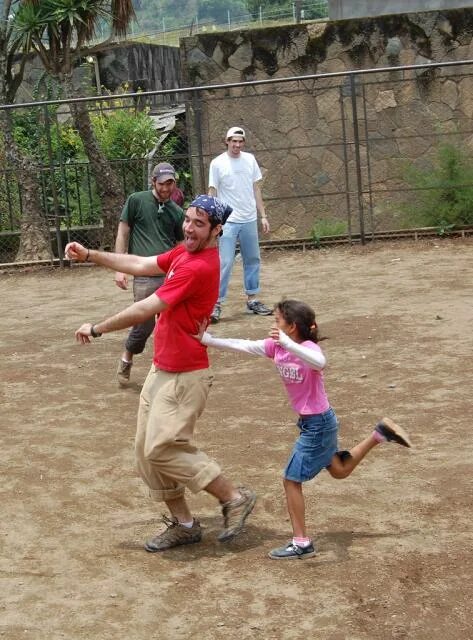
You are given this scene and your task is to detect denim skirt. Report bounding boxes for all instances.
[283,407,339,482]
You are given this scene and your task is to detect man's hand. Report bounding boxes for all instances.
[65,242,88,262]
[261,218,270,234]
[115,272,128,290]
[75,323,94,344]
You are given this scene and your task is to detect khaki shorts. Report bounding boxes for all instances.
[135,365,221,501]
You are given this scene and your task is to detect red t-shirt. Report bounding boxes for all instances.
[154,244,219,372]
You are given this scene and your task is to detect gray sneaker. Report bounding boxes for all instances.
[117,359,132,386]
[210,303,222,324]
[375,417,411,448]
[246,300,273,316]
[218,486,256,542]
[268,541,316,560]
[144,516,202,552]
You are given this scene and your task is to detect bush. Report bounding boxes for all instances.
[93,107,156,160]
[310,218,347,241]
[401,143,473,229]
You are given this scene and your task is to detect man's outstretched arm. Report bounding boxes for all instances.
[65,241,163,277]
[75,293,168,344]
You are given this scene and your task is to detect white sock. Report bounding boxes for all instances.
[179,520,194,528]
[293,537,312,548]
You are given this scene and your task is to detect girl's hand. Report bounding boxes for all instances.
[268,326,281,343]
[192,319,208,342]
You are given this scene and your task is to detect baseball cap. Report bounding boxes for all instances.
[152,162,176,183]
[189,195,233,226]
[226,126,245,140]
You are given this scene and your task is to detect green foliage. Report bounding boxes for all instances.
[131,0,327,33]
[6,92,162,228]
[199,0,247,22]
[401,143,473,230]
[159,131,193,199]
[93,107,156,159]
[14,0,131,57]
[310,218,347,243]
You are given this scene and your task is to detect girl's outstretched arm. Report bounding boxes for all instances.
[276,330,326,370]
[201,332,267,357]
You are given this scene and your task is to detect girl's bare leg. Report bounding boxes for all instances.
[328,418,411,479]
[283,478,306,537]
[328,434,378,479]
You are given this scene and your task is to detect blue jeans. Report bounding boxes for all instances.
[218,220,261,303]
[284,408,339,482]
[125,276,164,355]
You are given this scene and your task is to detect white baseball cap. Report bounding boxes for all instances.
[226,126,245,140]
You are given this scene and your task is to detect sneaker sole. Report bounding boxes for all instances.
[144,536,202,552]
[217,492,257,542]
[245,309,273,316]
[378,417,412,448]
[268,550,317,560]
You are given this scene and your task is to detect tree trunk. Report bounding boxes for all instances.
[0,111,52,263]
[63,76,125,250]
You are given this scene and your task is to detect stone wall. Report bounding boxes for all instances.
[180,8,473,237]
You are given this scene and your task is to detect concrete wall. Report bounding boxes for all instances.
[17,42,181,110]
[96,42,181,107]
[329,0,473,20]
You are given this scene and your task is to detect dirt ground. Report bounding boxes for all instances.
[1,238,472,640]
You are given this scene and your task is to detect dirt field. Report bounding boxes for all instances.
[1,238,472,640]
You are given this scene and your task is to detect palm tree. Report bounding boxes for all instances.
[13,0,136,250]
[0,0,52,262]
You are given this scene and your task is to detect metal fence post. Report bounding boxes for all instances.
[340,84,353,241]
[190,89,206,195]
[43,104,64,266]
[349,74,366,245]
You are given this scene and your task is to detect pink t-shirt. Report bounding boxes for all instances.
[264,339,330,415]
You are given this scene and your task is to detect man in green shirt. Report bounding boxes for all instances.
[114,162,184,385]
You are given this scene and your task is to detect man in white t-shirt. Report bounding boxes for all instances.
[208,126,272,323]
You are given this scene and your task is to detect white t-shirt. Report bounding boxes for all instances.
[208,151,262,223]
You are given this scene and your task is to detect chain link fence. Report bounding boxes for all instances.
[106,1,329,47]
[1,58,473,265]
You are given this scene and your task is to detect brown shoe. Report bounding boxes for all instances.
[375,417,411,448]
[117,359,132,386]
[144,515,202,552]
[218,486,256,542]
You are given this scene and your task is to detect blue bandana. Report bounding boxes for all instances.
[189,195,233,225]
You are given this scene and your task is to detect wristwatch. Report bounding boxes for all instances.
[90,325,102,338]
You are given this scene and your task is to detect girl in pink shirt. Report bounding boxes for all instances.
[201,299,411,560]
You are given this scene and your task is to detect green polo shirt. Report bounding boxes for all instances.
[120,190,184,257]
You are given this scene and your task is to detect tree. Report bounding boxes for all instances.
[0,0,52,262]
[13,0,137,250]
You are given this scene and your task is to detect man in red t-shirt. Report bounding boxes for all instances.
[65,196,256,552]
